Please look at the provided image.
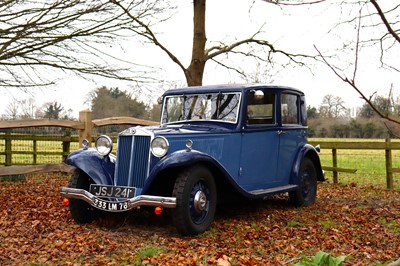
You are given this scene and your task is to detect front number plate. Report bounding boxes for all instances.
[93,198,128,211]
[89,184,135,199]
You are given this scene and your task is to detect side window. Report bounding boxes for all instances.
[281,94,299,125]
[247,90,275,125]
[300,95,307,126]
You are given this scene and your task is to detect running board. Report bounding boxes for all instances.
[249,185,298,196]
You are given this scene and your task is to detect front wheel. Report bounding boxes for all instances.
[289,157,317,207]
[172,165,217,236]
[68,169,102,223]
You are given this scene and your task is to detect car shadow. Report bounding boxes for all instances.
[215,194,292,220]
[92,194,294,236]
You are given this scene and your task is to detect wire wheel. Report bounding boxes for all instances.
[68,169,102,223]
[172,165,217,236]
[290,157,317,207]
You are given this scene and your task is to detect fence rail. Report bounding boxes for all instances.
[0,133,77,165]
[308,139,400,189]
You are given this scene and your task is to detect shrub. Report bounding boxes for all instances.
[294,251,346,266]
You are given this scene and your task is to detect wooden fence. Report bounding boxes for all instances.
[0,110,158,177]
[308,139,400,190]
[0,112,398,189]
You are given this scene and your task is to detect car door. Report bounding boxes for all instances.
[239,90,281,191]
[276,92,307,185]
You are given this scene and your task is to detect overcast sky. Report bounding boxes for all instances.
[1,0,398,118]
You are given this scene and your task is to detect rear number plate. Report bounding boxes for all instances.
[89,184,135,199]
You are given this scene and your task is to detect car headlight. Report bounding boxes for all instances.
[151,136,169,158]
[95,135,113,156]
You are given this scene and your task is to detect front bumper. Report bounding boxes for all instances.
[60,187,176,212]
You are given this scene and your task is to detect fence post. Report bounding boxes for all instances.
[79,110,93,148]
[332,148,338,183]
[62,131,71,162]
[385,138,393,190]
[33,139,37,164]
[5,131,12,166]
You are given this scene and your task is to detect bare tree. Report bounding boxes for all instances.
[19,98,37,119]
[0,0,170,89]
[315,0,400,125]
[319,94,347,118]
[112,0,316,87]
[5,97,19,119]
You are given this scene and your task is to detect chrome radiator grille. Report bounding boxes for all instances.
[115,135,151,188]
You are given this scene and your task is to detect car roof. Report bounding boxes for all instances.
[162,84,304,96]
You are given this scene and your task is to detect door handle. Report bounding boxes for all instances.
[278,130,286,135]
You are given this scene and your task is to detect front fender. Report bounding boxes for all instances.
[291,144,324,184]
[66,148,115,185]
[142,149,231,194]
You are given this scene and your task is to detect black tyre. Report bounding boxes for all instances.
[172,165,217,236]
[289,157,317,207]
[68,169,102,224]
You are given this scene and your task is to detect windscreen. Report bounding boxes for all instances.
[161,92,241,124]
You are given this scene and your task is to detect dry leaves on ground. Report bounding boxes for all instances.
[0,174,399,265]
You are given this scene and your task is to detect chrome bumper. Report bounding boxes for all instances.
[60,187,176,212]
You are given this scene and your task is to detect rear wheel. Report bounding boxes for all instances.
[289,157,317,207]
[68,169,102,223]
[172,165,217,236]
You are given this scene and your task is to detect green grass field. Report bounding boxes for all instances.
[310,138,400,189]
[0,138,80,165]
[1,137,399,189]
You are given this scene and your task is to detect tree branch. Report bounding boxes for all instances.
[206,37,316,65]
[110,0,186,74]
[370,0,400,44]
[315,45,400,125]
[261,0,327,6]
[0,0,161,88]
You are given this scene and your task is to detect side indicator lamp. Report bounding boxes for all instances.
[186,139,193,150]
[63,198,70,207]
[82,139,90,149]
[154,206,163,215]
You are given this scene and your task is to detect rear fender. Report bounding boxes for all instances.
[291,144,324,184]
[66,148,115,185]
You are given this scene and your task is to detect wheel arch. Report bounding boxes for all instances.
[66,148,115,185]
[291,144,324,185]
[143,150,240,200]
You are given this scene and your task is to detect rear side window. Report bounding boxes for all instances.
[281,94,299,125]
[300,95,307,126]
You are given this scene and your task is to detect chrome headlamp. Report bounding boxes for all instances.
[151,136,169,158]
[95,135,113,156]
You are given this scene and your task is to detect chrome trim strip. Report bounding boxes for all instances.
[127,136,135,186]
[60,187,176,212]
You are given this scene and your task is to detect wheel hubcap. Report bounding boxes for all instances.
[194,190,207,212]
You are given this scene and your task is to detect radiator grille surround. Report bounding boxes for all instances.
[114,135,151,189]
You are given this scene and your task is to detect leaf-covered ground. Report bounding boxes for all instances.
[0,174,399,265]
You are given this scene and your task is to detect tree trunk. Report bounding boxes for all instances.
[185,0,207,86]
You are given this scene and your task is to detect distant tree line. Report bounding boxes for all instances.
[3,97,74,121]
[308,94,400,138]
[1,86,161,136]
[86,86,160,122]
[2,86,161,122]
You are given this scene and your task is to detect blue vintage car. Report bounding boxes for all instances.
[61,84,324,235]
